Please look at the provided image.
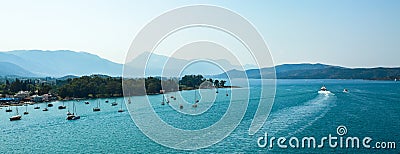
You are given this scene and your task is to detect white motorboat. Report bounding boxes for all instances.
[318,86,331,95]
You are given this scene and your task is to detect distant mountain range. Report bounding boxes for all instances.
[124,52,248,77]
[0,50,122,77]
[214,63,400,80]
[0,62,37,77]
[0,50,246,77]
[0,50,399,80]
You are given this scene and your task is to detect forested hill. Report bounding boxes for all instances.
[214,63,400,80]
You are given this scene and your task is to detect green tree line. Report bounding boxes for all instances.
[1,75,227,98]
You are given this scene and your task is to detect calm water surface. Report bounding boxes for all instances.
[0,79,399,153]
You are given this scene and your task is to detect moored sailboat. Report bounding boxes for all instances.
[111,98,118,106]
[58,101,66,109]
[192,89,199,108]
[23,103,29,115]
[34,103,40,109]
[10,107,22,121]
[43,102,49,111]
[67,101,72,115]
[93,100,100,112]
[66,101,80,120]
[5,106,12,112]
[118,99,124,112]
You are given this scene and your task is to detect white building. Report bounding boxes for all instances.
[15,91,30,99]
[31,95,43,102]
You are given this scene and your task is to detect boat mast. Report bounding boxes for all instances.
[72,101,75,115]
[194,89,197,102]
[67,101,70,112]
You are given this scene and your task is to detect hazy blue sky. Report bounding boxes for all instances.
[0,0,399,67]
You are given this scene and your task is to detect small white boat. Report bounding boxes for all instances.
[10,115,22,121]
[343,89,349,93]
[318,86,331,95]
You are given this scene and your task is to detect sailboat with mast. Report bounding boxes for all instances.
[66,101,80,120]
[111,98,118,106]
[34,103,40,109]
[23,103,29,115]
[58,101,66,109]
[192,89,199,108]
[43,101,49,111]
[93,100,100,111]
[10,107,22,121]
[118,100,124,112]
[5,106,12,112]
[161,90,165,105]
[66,101,72,115]
[166,95,170,104]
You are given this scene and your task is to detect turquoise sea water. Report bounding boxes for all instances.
[0,79,399,153]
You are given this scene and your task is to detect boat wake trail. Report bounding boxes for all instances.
[261,93,336,137]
